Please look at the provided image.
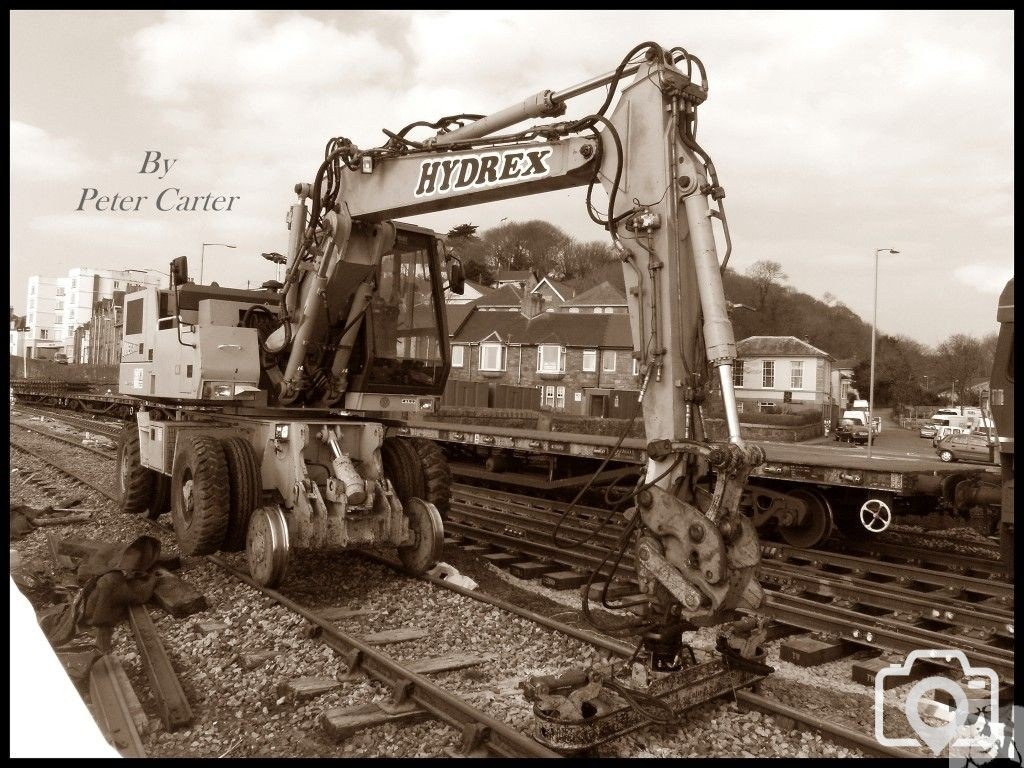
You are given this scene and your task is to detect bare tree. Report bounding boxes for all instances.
[745,260,788,310]
[936,333,988,406]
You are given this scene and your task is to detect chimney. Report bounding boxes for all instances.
[521,288,545,319]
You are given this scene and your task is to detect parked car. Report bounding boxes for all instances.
[53,352,69,365]
[834,418,869,445]
[932,424,969,448]
[919,422,937,439]
[935,432,995,464]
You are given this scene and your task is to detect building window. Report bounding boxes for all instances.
[55,287,64,297]
[545,385,556,408]
[556,386,565,410]
[790,361,803,389]
[632,358,640,376]
[762,360,774,388]
[569,307,580,314]
[451,345,465,368]
[733,364,744,387]
[736,401,744,414]
[604,307,614,314]
[758,401,775,413]
[70,279,77,290]
[39,329,48,339]
[593,307,604,314]
[537,344,566,373]
[55,314,63,324]
[582,349,597,372]
[479,343,505,372]
[114,281,121,289]
[603,351,617,372]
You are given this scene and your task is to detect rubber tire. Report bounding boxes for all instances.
[148,473,172,520]
[171,434,230,556]
[939,450,955,463]
[381,437,425,502]
[411,438,451,518]
[221,437,262,552]
[117,423,156,515]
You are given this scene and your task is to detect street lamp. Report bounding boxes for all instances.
[868,247,899,458]
[200,243,236,284]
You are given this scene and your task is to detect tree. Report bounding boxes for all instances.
[481,220,569,276]
[556,239,617,282]
[935,333,988,406]
[745,260,787,311]
[447,223,492,286]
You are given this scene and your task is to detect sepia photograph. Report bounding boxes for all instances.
[9,9,1015,760]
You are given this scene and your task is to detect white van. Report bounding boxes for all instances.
[932,424,969,446]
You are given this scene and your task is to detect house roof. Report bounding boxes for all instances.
[454,310,632,348]
[564,281,627,307]
[473,283,522,308]
[445,304,476,336]
[736,335,834,360]
[464,280,493,296]
[530,276,574,301]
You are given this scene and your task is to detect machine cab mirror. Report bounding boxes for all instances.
[170,256,189,287]
[448,258,465,295]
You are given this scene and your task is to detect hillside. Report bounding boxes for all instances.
[567,263,873,362]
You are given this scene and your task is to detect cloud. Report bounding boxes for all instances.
[954,264,1014,294]
[30,213,173,241]
[11,121,93,181]
[127,11,401,104]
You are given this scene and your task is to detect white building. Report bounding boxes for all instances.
[23,268,161,359]
[732,336,836,414]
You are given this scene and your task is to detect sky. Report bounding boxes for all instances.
[9,10,1014,347]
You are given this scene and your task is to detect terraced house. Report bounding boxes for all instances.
[446,281,641,417]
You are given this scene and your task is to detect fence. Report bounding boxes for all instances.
[441,380,540,411]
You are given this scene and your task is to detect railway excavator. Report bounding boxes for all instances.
[117,42,772,751]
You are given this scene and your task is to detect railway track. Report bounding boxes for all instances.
[8,416,918,757]
[16,404,124,440]
[446,484,1014,681]
[9,422,556,757]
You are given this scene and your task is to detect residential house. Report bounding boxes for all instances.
[830,357,859,407]
[531,275,575,312]
[561,281,628,314]
[732,336,835,415]
[493,269,535,289]
[445,279,493,305]
[473,284,524,313]
[448,287,640,416]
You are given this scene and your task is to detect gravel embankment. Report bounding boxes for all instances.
[10,418,941,758]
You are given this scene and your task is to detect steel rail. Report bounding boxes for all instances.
[10,431,963,758]
[12,418,118,458]
[204,552,559,758]
[445,490,1015,678]
[762,591,1013,680]
[11,429,558,757]
[762,542,1012,600]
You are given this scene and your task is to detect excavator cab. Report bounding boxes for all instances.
[346,225,451,396]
